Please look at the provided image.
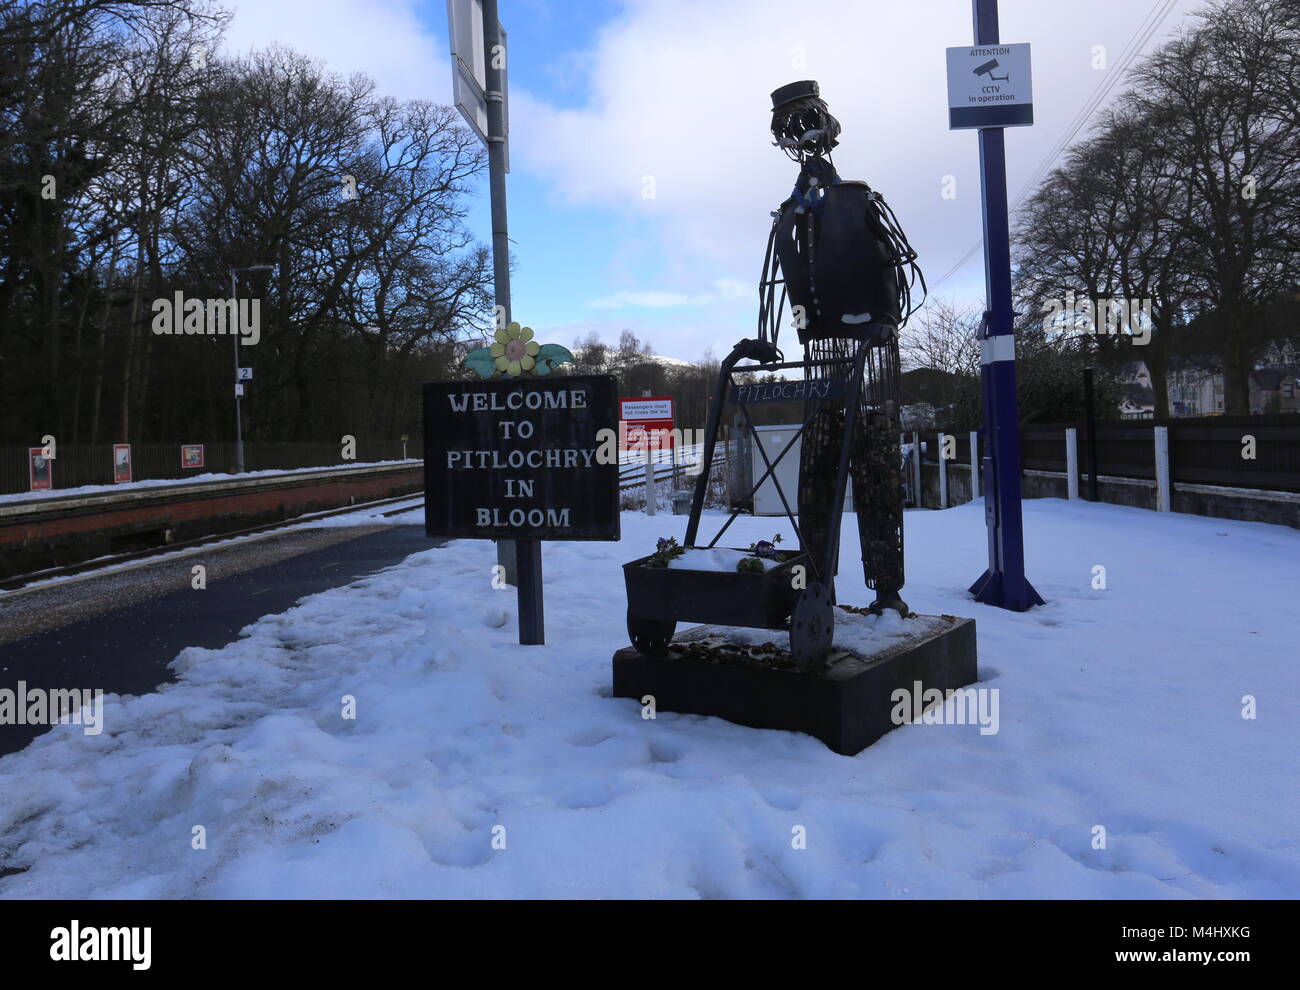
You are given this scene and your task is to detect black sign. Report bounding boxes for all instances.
[729,378,844,404]
[423,375,620,541]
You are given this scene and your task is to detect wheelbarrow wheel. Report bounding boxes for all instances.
[628,615,677,655]
[789,581,833,670]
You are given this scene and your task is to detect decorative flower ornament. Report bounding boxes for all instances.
[491,322,540,375]
[464,320,576,379]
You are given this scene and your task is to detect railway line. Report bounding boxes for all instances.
[0,491,425,593]
[0,447,717,590]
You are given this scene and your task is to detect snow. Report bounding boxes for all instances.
[687,608,950,653]
[1,498,1297,899]
[664,548,780,572]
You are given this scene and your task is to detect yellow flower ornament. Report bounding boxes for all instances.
[463,320,573,379]
[491,323,540,376]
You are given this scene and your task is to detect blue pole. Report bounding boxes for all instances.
[966,0,1043,611]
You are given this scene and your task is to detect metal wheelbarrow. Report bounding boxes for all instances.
[622,332,882,669]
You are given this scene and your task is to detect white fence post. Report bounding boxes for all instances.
[911,431,922,509]
[938,432,949,509]
[1065,427,1079,500]
[969,430,980,499]
[899,432,908,505]
[1154,425,1171,512]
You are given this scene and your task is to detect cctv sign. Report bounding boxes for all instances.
[946,43,1033,129]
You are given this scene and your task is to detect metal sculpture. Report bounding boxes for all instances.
[622,79,923,669]
[758,79,924,617]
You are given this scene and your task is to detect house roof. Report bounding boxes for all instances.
[1121,384,1155,404]
[1251,366,1300,389]
[899,368,959,405]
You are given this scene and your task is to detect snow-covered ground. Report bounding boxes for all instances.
[1,498,1296,899]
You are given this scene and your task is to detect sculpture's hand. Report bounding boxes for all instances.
[730,337,784,366]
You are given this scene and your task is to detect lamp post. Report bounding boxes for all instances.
[229,264,274,474]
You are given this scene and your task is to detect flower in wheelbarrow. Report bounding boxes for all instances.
[646,536,685,567]
[749,533,784,560]
[490,322,540,376]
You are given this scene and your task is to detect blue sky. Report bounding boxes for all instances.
[224,0,1208,363]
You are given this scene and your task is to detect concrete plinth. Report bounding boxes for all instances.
[612,609,977,755]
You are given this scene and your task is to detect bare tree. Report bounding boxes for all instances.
[1126,0,1300,412]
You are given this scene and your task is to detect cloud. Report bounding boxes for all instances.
[587,277,750,310]
[220,0,450,103]
[214,0,1205,363]
[511,0,1205,316]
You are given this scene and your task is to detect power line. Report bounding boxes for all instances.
[1007,0,1179,211]
[926,0,1181,296]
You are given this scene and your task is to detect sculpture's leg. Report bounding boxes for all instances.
[851,336,907,615]
[798,338,847,585]
[799,334,906,613]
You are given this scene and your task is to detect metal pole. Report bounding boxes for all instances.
[641,389,657,515]
[966,0,1043,611]
[1084,367,1099,501]
[231,269,245,474]
[969,429,980,499]
[644,439,656,515]
[481,0,540,644]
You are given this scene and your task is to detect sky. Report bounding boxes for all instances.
[220,0,1210,363]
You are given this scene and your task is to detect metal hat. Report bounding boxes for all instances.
[770,80,820,110]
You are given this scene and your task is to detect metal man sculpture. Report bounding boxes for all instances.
[758,80,924,616]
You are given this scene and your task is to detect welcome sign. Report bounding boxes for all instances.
[423,375,620,541]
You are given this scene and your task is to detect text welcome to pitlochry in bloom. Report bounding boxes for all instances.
[444,386,604,530]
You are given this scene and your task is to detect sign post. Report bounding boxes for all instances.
[948,0,1043,611]
[447,0,524,603]
[423,376,620,645]
[620,396,675,517]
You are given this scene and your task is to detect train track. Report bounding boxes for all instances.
[617,449,716,493]
[0,450,722,591]
[0,492,424,593]
[618,463,680,492]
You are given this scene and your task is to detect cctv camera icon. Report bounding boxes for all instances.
[973,58,1010,82]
